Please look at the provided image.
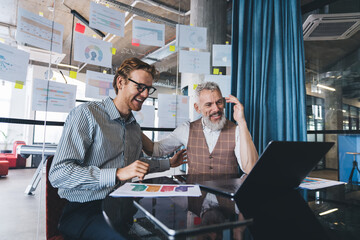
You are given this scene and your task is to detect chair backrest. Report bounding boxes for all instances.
[12,141,26,154]
[46,156,67,240]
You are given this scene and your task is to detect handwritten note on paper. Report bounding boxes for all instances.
[110,183,202,197]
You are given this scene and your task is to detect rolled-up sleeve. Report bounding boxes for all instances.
[153,122,189,157]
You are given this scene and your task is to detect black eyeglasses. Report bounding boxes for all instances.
[128,78,157,95]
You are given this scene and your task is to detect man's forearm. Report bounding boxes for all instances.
[141,132,154,156]
[238,120,258,174]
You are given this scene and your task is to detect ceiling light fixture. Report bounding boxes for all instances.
[319,208,338,216]
[317,84,336,92]
[57,63,79,70]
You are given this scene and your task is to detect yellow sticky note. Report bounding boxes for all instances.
[105,3,109,7]
[0,38,4,43]
[172,114,176,117]
[103,70,107,74]
[213,68,219,75]
[39,12,43,17]
[147,19,151,22]
[193,84,198,90]
[69,71,77,79]
[191,48,195,51]
[169,45,175,52]
[111,48,117,55]
[225,41,229,45]
[15,81,24,89]
[190,23,194,26]
[219,72,222,75]
[92,35,96,38]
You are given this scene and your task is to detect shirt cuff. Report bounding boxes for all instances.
[99,168,117,188]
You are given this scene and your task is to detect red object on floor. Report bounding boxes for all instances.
[0,141,27,168]
[75,23,85,33]
[0,160,9,176]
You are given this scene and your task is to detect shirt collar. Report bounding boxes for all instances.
[103,97,136,124]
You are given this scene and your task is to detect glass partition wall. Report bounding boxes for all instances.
[0,0,360,239]
[303,0,360,178]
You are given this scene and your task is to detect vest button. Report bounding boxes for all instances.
[209,155,213,159]
[209,166,213,170]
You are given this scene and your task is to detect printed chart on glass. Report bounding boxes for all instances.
[158,94,189,128]
[176,24,207,49]
[0,43,29,85]
[16,7,64,53]
[132,105,155,128]
[132,19,165,47]
[179,50,210,74]
[74,33,112,68]
[212,44,232,67]
[89,2,125,37]
[85,70,115,99]
[204,75,231,96]
[110,183,201,197]
[32,79,77,113]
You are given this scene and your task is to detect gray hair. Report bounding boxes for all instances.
[195,82,222,102]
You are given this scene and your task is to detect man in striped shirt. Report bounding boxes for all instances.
[49,58,185,240]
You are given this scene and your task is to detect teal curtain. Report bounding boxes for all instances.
[230,0,307,153]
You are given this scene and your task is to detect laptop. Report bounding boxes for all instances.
[197,141,334,198]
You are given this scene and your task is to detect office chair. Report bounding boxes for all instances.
[46,156,67,240]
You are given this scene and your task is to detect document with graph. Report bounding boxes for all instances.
[110,183,202,197]
[299,177,345,190]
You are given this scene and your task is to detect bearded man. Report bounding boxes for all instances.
[142,81,258,175]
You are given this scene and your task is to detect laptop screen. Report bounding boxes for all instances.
[234,141,334,197]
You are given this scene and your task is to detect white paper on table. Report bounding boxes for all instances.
[89,2,125,37]
[176,24,207,49]
[299,177,346,190]
[85,70,115,99]
[16,8,64,53]
[74,33,112,68]
[212,44,232,67]
[32,79,77,113]
[132,19,165,47]
[132,105,155,128]
[179,50,210,74]
[0,43,30,84]
[110,183,202,197]
[204,75,231,97]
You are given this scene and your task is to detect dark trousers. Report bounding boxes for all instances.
[59,200,125,240]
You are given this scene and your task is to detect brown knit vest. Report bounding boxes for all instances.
[187,118,239,174]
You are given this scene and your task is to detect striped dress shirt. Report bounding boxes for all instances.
[49,97,169,203]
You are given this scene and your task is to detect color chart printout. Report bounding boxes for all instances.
[16,8,64,53]
[85,70,115,99]
[89,1,125,37]
[110,183,202,197]
[32,79,77,113]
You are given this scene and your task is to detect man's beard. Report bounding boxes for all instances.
[203,112,227,131]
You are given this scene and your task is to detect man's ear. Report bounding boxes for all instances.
[194,103,201,114]
[117,76,125,90]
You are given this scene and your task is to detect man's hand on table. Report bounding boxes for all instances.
[116,160,149,181]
